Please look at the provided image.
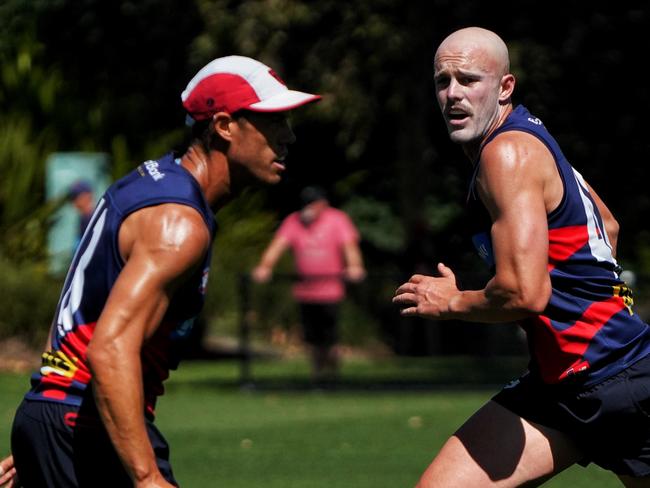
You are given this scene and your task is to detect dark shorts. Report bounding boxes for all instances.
[493,354,650,477]
[11,398,178,488]
[299,302,339,347]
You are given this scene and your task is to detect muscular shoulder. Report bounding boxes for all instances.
[119,203,211,272]
[479,131,558,190]
[477,130,561,216]
[481,131,555,176]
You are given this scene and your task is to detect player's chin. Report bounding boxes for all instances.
[262,172,283,185]
[264,162,285,183]
[448,129,468,144]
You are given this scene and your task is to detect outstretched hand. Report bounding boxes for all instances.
[0,455,19,488]
[251,266,272,284]
[344,265,366,283]
[392,263,460,320]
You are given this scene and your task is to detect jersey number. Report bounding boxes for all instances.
[56,199,107,336]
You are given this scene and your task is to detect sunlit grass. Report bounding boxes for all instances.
[0,358,618,487]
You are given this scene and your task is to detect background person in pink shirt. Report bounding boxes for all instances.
[252,186,365,382]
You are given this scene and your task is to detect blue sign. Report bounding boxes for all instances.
[46,152,111,274]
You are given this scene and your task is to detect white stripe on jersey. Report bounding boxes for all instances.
[57,200,108,335]
[571,169,616,265]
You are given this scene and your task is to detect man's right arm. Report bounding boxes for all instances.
[87,204,210,488]
[252,234,290,283]
[393,131,554,323]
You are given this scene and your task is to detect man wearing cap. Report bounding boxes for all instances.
[67,180,95,243]
[4,55,320,488]
[252,186,365,383]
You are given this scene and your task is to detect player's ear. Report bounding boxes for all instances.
[499,73,515,103]
[212,112,235,142]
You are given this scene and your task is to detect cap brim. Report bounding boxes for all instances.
[247,90,321,112]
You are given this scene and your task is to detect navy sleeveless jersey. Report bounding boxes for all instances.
[26,153,216,416]
[468,105,650,386]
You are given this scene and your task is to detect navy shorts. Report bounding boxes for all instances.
[493,354,650,477]
[11,398,178,487]
[299,302,339,347]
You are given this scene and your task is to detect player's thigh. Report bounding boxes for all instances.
[416,400,583,488]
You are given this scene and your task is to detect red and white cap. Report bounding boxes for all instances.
[181,55,321,121]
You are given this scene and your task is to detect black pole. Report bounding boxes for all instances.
[238,272,252,387]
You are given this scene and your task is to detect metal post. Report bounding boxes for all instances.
[238,272,252,387]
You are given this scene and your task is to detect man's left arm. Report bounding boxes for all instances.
[339,213,365,282]
[342,240,366,282]
[586,182,619,258]
[87,204,209,488]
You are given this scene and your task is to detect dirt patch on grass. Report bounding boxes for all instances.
[0,338,39,373]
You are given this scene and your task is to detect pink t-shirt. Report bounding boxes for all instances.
[276,207,359,303]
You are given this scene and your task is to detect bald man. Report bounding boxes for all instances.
[394,27,650,487]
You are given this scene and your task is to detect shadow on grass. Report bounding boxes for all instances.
[171,355,529,393]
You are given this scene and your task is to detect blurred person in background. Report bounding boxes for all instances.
[252,186,365,384]
[2,55,320,488]
[393,27,650,487]
[67,180,95,244]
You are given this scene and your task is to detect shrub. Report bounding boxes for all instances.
[0,255,62,347]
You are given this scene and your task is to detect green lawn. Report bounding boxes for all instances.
[0,358,619,487]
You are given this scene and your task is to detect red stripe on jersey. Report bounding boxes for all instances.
[42,389,67,400]
[38,371,77,400]
[38,323,96,398]
[40,372,76,388]
[547,225,589,271]
[532,295,626,382]
[60,323,95,384]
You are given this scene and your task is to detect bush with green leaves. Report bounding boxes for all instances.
[0,255,62,347]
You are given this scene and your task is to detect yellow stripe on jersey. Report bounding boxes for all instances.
[41,350,79,378]
[613,284,634,315]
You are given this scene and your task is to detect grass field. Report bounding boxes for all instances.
[0,357,619,487]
